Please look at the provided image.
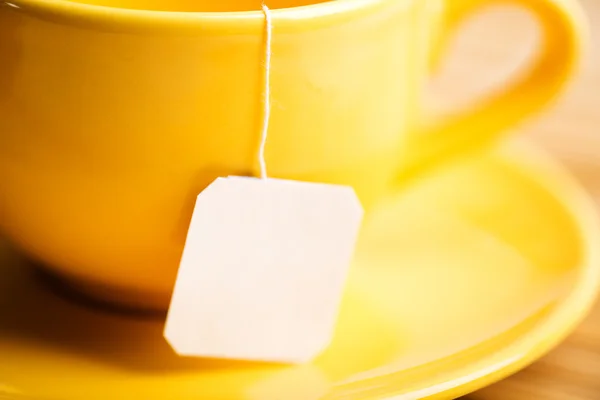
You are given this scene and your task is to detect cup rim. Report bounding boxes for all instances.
[2,0,396,34]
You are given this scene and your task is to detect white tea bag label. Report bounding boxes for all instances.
[164,176,363,363]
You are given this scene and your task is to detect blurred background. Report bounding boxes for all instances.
[429,0,600,398]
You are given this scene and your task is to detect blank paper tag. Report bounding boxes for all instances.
[164,176,363,363]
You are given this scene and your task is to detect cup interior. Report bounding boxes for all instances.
[64,0,330,12]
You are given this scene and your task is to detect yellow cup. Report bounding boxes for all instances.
[0,0,586,310]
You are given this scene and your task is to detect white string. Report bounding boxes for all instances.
[258,3,272,180]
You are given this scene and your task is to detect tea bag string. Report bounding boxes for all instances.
[258,3,272,180]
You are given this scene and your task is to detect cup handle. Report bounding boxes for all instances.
[398,0,587,182]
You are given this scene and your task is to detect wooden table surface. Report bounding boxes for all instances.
[428,0,600,398]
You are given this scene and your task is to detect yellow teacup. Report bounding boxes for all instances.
[0,0,586,310]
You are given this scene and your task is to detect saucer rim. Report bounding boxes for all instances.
[342,141,600,400]
[1,140,598,400]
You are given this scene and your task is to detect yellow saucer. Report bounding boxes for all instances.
[1,142,599,400]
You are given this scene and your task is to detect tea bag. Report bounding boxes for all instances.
[164,4,364,364]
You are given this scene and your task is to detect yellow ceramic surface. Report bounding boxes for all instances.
[1,142,599,399]
[0,0,587,309]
